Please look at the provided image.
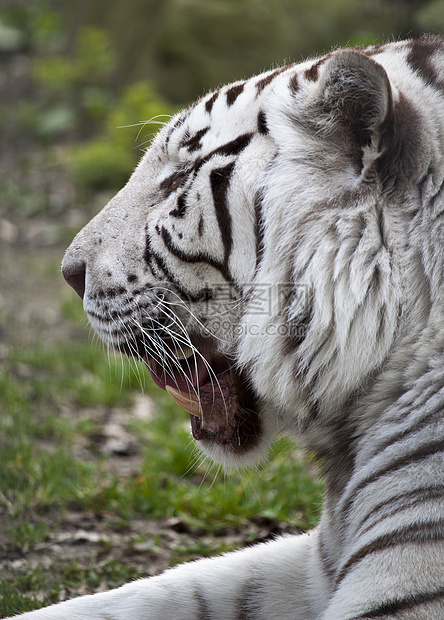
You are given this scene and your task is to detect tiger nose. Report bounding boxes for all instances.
[62,260,86,300]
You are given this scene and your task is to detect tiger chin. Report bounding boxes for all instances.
[10,36,444,619]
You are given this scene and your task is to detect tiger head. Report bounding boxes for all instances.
[63,42,436,467]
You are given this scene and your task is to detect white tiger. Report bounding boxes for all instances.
[10,36,444,619]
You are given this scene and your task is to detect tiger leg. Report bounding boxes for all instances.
[6,532,329,620]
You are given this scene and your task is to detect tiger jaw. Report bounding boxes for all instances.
[143,348,258,447]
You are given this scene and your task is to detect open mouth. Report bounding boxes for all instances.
[144,347,240,445]
[137,341,261,450]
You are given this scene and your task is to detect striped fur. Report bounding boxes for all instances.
[11,36,444,619]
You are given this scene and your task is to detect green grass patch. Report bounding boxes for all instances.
[0,560,147,616]
[0,314,323,615]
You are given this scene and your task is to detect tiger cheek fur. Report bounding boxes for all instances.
[39,36,444,620]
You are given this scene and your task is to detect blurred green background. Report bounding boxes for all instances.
[0,0,443,614]
[1,0,443,197]
[69,0,444,103]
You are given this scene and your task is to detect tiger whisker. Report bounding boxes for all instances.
[110,316,148,392]
[136,314,204,400]
[131,315,201,399]
[145,302,230,415]
[133,298,231,426]
[152,286,234,347]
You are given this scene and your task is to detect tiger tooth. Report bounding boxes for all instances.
[166,385,202,418]
[174,346,194,360]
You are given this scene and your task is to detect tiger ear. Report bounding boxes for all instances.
[306,50,393,159]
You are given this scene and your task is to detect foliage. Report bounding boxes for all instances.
[0,5,177,200]
[69,0,443,104]
[29,26,116,139]
[0,562,147,616]
[416,0,444,31]
[69,81,176,191]
[3,8,118,141]
[3,0,441,197]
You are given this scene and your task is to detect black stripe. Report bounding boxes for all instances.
[198,214,204,237]
[340,438,444,520]
[407,36,444,91]
[289,72,299,93]
[159,226,233,285]
[157,162,235,283]
[254,192,265,272]
[356,484,444,538]
[165,113,187,148]
[144,223,164,280]
[255,67,287,94]
[150,247,210,302]
[159,226,222,268]
[283,308,313,356]
[318,530,337,581]
[236,580,261,620]
[146,226,211,300]
[371,393,444,458]
[170,191,188,217]
[195,589,212,620]
[205,91,219,113]
[353,586,444,618]
[159,169,189,198]
[357,385,443,466]
[226,82,245,106]
[202,133,253,164]
[192,133,253,176]
[257,110,268,135]
[304,54,331,81]
[210,161,235,274]
[335,519,444,587]
[181,126,210,152]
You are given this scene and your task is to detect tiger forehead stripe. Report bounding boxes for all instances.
[304,54,332,81]
[180,126,210,152]
[255,66,287,94]
[407,36,444,89]
[192,132,254,175]
[205,90,219,113]
[226,82,245,106]
[289,72,299,93]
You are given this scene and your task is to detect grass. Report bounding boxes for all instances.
[0,284,323,616]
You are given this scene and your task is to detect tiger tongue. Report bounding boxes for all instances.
[166,375,238,445]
